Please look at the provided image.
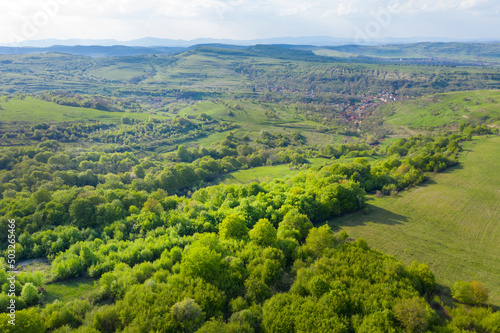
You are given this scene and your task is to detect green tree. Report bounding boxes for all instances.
[278,209,312,242]
[394,297,433,333]
[249,218,277,246]
[302,225,336,257]
[452,280,489,305]
[452,281,474,304]
[177,145,191,162]
[171,298,205,332]
[0,307,46,333]
[219,213,248,240]
[470,280,489,305]
[20,282,40,306]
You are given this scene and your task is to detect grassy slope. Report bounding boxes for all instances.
[381,90,500,130]
[218,156,381,185]
[178,99,339,146]
[332,135,500,305]
[0,96,151,123]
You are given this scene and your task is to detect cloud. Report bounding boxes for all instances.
[0,0,498,43]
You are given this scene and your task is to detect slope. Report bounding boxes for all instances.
[333,135,500,305]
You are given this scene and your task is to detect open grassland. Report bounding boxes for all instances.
[333,135,500,305]
[218,156,382,185]
[178,99,344,146]
[381,90,500,130]
[44,278,97,304]
[0,96,151,123]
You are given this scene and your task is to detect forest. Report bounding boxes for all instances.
[0,43,499,332]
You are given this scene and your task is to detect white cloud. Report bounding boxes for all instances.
[0,0,499,43]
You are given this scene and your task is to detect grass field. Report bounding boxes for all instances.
[218,156,382,185]
[332,135,500,305]
[44,278,98,304]
[0,96,151,123]
[381,90,500,130]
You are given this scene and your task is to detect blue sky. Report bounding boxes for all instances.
[1,0,499,44]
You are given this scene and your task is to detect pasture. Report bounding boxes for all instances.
[333,135,500,305]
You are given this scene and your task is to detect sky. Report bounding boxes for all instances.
[1,0,499,44]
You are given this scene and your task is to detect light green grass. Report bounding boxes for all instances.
[218,156,381,185]
[218,164,304,184]
[333,135,500,305]
[381,90,500,130]
[312,49,359,58]
[44,278,97,304]
[0,96,151,123]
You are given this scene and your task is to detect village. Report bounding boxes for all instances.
[332,90,410,126]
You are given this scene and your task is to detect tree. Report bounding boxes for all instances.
[0,308,46,333]
[20,283,40,306]
[171,298,204,332]
[406,261,435,295]
[133,165,145,178]
[181,246,223,285]
[278,209,312,242]
[302,225,336,257]
[177,145,191,162]
[452,281,474,304]
[452,280,489,305]
[394,297,433,333]
[219,213,248,240]
[249,218,277,246]
[470,280,489,305]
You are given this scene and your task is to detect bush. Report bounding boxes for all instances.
[452,280,489,305]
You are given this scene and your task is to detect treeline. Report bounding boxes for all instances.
[0,131,472,268]
[0,132,498,331]
[1,115,237,152]
[38,92,140,113]
[2,223,498,332]
[227,61,499,97]
[0,130,475,238]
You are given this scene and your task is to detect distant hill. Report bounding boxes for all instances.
[0,45,186,57]
[2,36,499,48]
[318,42,500,62]
[1,42,500,64]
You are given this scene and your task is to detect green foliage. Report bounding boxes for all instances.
[0,307,46,333]
[20,282,39,306]
[249,218,277,246]
[393,297,434,333]
[278,209,313,242]
[219,213,249,240]
[0,48,498,333]
[171,298,204,332]
[452,280,490,305]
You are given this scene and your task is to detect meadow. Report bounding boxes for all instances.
[380,90,500,131]
[333,135,500,305]
[0,96,151,123]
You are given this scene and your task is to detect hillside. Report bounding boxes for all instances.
[380,90,500,129]
[316,42,500,64]
[334,135,500,304]
[0,44,499,332]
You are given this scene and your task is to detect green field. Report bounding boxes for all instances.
[0,96,151,123]
[381,90,500,130]
[218,156,381,185]
[44,278,98,304]
[333,135,500,305]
